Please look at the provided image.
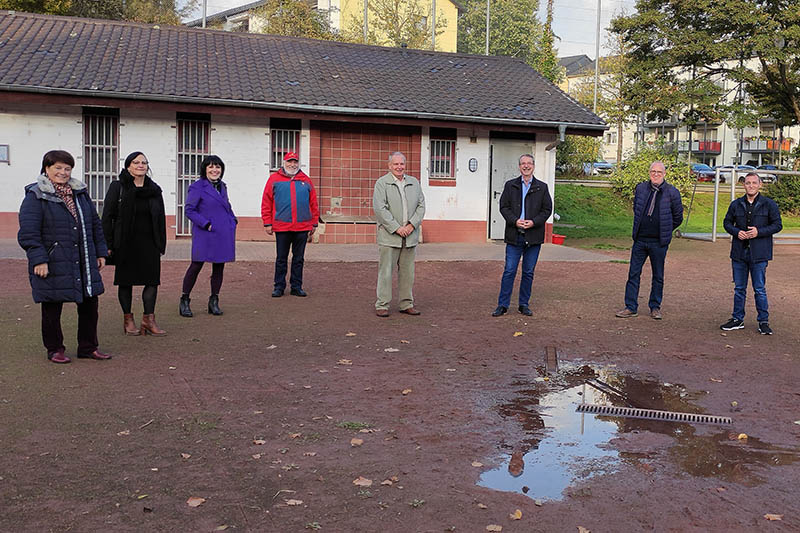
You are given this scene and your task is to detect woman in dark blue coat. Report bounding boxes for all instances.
[18,150,112,364]
[179,155,237,317]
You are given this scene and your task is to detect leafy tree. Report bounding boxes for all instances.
[340,0,446,49]
[765,177,800,215]
[611,0,800,129]
[609,143,692,204]
[569,33,636,163]
[250,0,333,39]
[556,135,601,176]
[0,0,197,23]
[458,0,561,82]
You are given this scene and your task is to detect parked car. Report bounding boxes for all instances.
[582,160,615,176]
[755,165,779,183]
[714,165,756,184]
[691,163,717,182]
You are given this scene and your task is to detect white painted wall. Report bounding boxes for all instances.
[420,126,492,221]
[0,104,83,211]
[119,110,177,216]
[211,116,270,217]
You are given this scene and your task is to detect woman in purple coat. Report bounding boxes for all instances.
[180,155,237,317]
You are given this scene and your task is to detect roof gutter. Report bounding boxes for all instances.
[0,84,608,131]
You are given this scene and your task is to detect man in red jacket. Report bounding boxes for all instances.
[261,152,319,297]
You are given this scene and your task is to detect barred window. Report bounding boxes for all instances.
[82,107,119,214]
[176,113,211,236]
[271,118,301,170]
[430,127,457,181]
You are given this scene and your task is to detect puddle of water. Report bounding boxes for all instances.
[477,364,800,501]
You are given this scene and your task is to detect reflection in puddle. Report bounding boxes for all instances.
[477,364,800,501]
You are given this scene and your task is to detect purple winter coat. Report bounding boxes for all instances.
[185,178,237,263]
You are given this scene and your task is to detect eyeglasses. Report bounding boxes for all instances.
[131,160,149,165]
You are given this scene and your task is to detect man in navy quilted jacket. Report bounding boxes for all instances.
[616,161,683,320]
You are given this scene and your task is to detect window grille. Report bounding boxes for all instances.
[176,116,210,236]
[271,128,300,170]
[430,139,456,178]
[82,109,119,214]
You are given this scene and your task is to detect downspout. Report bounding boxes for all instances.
[544,124,568,243]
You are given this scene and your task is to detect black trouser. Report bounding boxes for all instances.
[41,296,98,355]
[182,261,225,295]
[274,231,308,291]
[118,286,158,314]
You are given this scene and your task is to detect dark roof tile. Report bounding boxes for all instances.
[0,11,604,128]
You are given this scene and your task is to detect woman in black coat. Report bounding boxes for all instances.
[102,152,168,336]
[18,150,112,364]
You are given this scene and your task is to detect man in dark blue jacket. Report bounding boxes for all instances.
[492,154,552,317]
[616,161,683,320]
[720,172,782,335]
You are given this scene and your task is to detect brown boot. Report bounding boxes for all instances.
[140,314,167,336]
[124,313,141,336]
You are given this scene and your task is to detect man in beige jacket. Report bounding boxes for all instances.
[373,152,426,317]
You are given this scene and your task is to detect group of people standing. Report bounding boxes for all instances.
[18,149,783,364]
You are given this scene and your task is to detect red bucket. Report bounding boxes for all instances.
[551,234,566,245]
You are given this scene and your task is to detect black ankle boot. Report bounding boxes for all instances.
[179,294,193,317]
[208,294,223,315]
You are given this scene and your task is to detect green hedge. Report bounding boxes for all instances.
[765,176,800,215]
[609,146,693,204]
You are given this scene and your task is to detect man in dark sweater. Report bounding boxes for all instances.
[616,161,684,319]
[719,172,782,334]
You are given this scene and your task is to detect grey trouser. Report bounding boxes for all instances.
[376,243,416,310]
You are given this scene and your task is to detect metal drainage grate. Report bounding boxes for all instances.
[576,403,731,425]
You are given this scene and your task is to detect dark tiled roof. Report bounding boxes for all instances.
[0,12,605,129]
[558,54,594,77]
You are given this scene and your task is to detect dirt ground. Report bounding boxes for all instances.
[1,238,799,532]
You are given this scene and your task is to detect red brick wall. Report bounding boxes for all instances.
[421,220,487,242]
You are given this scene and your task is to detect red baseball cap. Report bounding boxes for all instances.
[283,151,299,161]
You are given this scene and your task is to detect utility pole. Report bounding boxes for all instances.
[593,0,601,113]
[363,0,368,42]
[431,0,436,50]
[485,0,490,55]
[202,0,207,28]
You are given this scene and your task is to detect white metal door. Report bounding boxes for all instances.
[489,140,534,239]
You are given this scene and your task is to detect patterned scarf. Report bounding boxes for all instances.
[52,181,78,220]
[646,182,662,217]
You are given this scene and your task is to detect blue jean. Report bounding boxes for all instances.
[274,231,308,291]
[731,249,768,322]
[624,239,668,312]
[497,235,541,308]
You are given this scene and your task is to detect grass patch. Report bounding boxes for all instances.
[585,243,630,250]
[556,184,800,240]
[609,259,630,264]
[336,421,371,430]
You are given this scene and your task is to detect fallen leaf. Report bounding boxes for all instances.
[337,359,352,365]
[714,487,727,492]
[186,496,206,507]
[533,499,543,506]
[737,433,748,440]
[359,428,376,433]
[253,439,266,445]
[168,366,177,370]
[380,479,393,486]
[471,461,483,467]
[181,453,191,459]
[351,438,364,447]
[513,332,524,337]
[578,527,591,533]
[215,526,230,531]
[486,526,502,532]
[345,332,357,337]
[303,385,312,389]
[266,345,277,350]
[400,340,410,344]
[446,368,456,372]
[117,430,130,436]
[150,468,159,472]
[384,348,400,352]
[477,503,488,509]
[137,494,149,500]
[764,514,783,521]
[252,453,263,459]
[793,420,800,425]
[285,499,304,506]
[402,388,412,395]
[509,509,522,520]
[289,433,302,439]
[709,377,723,383]
[253,410,264,414]
[353,476,373,487]
[303,452,317,457]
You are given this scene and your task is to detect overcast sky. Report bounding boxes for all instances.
[185,0,639,59]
